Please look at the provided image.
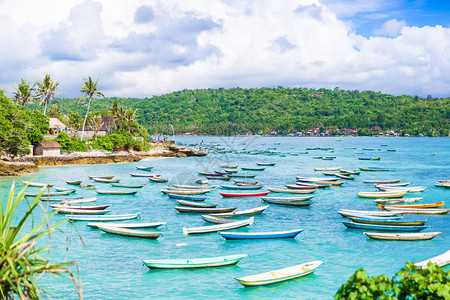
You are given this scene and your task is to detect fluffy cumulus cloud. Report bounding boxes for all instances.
[0,0,448,98]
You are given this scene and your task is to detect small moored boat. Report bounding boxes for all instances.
[176,200,217,208]
[219,228,304,240]
[129,173,160,177]
[338,209,402,218]
[267,188,316,194]
[66,181,82,185]
[66,213,141,221]
[23,181,54,187]
[87,222,165,229]
[183,217,254,235]
[381,207,450,214]
[166,193,206,201]
[363,179,401,183]
[175,206,236,213]
[342,221,428,232]
[364,232,442,241]
[149,176,169,183]
[359,167,395,171]
[349,217,426,226]
[374,197,422,204]
[220,191,270,197]
[161,189,211,195]
[235,260,323,287]
[135,166,154,171]
[201,215,237,224]
[96,189,138,195]
[220,184,263,190]
[415,250,450,269]
[143,254,248,269]
[379,201,444,209]
[50,204,109,210]
[91,178,120,183]
[88,176,114,180]
[96,224,162,239]
[211,205,270,217]
[111,183,145,188]
[357,191,407,199]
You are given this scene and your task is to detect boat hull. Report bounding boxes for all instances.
[143,254,248,269]
[219,228,304,240]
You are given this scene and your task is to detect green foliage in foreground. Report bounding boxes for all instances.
[38,87,450,136]
[0,182,81,299]
[335,262,450,300]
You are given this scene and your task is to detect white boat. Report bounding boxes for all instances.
[129,173,160,177]
[364,232,442,241]
[87,222,166,229]
[143,254,248,269]
[96,224,162,239]
[61,197,98,204]
[52,207,109,215]
[415,250,450,269]
[373,197,422,204]
[50,203,109,210]
[172,184,217,190]
[375,182,411,187]
[23,181,54,187]
[210,205,269,217]
[166,186,215,191]
[161,189,211,195]
[381,207,450,214]
[363,179,401,183]
[314,167,341,171]
[357,191,407,198]
[182,217,254,235]
[268,187,316,194]
[235,260,324,286]
[66,213,141,221]
[338,209,402,218]
[377,186,427,193]
[296,177,338,182]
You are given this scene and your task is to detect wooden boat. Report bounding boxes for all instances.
[375,182,411,187]
[262,195,314,201]
[175,206,236,213]
[309,180,344,186]
[342,221,428,231]
[334,174,354,180]
[314,167,341,171]
[219,228,304,240]
[52,208,110,215]
[241,167,265,171]
[111,183,145,188]
[365,232,442,241]
[379,201,444,209]
[50,204,109,210]
[198,172,224,176]
[183,217,254,235]
[23,181,54,187]
[363,179,401,183]
[143,254,248,269]
[295,182,330,188]
[61,197,98,205]
[340,169,360,175]
[96,224,162,239]
[285,184,316,190]
[357,191,407,199]
[220,165,238,168]
[166,194,206,201]
[349,217,426,226]
[196,179,209,184]
[296,177,338,182]
[161,189,210,195]
[66,180,82,185]
[235,260,323,287]
[211,205,270,217]
[66,213,141,221]
[256,162,276,166]
[358,157,380,160]
[338,209,403,218]
[129,173,160,177]
[149,176,169,183]
[224,169,238,173]
[220,184,263,190]
[268,188,316,194]
[176,200,217,208]
[220,191,270,197]
[377,186,427,193]
[206,176,231,181]
[96,189,138,195]
[81,184,97,189]
[135,166,154,171]
[359,167,394,171]
[91,178,121,183]
[415,250,450,269]
[25,190,74,197]
[172,184,217,190]
[374,197,422,204]
[262,199,314,207]
[88,176,114,179]
[54,187,76,193]
[229,174,257,179]
[233,180,259,185]
[201,215,237,224]
[87,222,166,229]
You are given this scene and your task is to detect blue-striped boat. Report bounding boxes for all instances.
[220,184,263,190]
[349,217,426,226]
[143,254,248,269]
[166,193,206,201]
[342,221,428,231]
[219,228,304,240]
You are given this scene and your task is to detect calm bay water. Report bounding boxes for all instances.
[2,136,449,299]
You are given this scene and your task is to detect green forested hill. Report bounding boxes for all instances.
[33,87,449,136]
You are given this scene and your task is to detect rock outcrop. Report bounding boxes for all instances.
[0,160,39,176]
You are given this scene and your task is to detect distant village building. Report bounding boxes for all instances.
[49,118,66,135]
[72,116,114,139]
[33,141,61,156]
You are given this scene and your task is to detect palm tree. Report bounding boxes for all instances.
[79,77,104,141]
[12,78,35,106]
[88,114,103,138]
[35,74,62,115]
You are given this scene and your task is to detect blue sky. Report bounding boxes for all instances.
[0,0,449,98]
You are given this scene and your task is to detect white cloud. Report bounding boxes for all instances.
[0,0,448,99]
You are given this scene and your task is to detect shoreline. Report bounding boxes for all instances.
[1,145,207,177]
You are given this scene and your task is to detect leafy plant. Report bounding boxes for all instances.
[0,181,81,299]
[79,77,104,141]
[335,263,450,300]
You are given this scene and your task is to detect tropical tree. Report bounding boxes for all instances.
[79,77,104,141]
[35,74,62,115]
[88,114,103,138]
[47,104,62,118]
[65,111,83,131]
[12,78,35,106]
[0,182,82,299]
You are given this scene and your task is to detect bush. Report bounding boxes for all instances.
[335,262,450,300]
[56,132,88,152]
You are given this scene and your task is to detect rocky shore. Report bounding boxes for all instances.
[1,145,207,176]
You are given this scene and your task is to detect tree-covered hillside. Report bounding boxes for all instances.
[31,87,449,136]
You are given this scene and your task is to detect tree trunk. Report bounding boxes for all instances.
[43,99,48,115]
[80,98,92,141]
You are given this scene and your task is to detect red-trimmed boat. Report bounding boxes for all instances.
[220,191,270,197]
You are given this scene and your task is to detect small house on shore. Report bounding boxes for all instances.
[34,141,61,156]
[49,118,67,135]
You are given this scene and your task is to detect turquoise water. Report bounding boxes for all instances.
[2,137,449,299]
